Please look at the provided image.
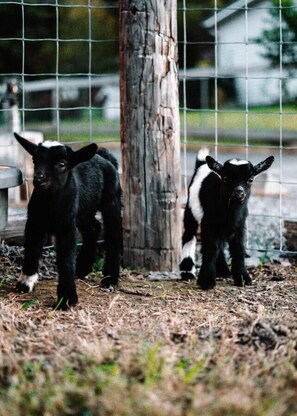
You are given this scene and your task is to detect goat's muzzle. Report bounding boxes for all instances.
[33,172,50,189]
[230,187,246,204]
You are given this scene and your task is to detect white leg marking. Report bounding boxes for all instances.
[18,273,39,292]
[180,237,196,274]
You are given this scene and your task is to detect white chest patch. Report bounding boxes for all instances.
[188,163,210,223]
[229,159,249,166]
[42,141,63,148]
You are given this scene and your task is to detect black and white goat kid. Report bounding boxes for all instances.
[14,133,122,309]
[180,151,274,289]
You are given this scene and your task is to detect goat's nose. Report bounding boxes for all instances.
[232,187,245,200]
[34,171,45,183]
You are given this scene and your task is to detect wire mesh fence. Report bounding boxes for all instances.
[179,0,297,259]
[0,0,120,205]
[0,0,297,258]
[0,1,119,141]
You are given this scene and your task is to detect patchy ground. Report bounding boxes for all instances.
[0,247,297,415]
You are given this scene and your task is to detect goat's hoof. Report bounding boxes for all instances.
[234,274,252,287]
[215,268,230,279]
[180,271,196,281]
[16,281,32,293]
[234,280,252,287]
[180,272,196,282]
[55,290,78,310]
[54,296,78,311]
[16,273,39,293]
[101,285,115,293]
[197,278,216,290]
[100,276,118,289]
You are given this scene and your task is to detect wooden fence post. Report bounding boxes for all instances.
[119,0,181,271]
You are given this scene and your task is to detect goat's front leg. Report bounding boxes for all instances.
[197,223,218,290]
[16,216,46,293]
[215,241,230,279]
[229,230,252,287]
[55,228,78,309]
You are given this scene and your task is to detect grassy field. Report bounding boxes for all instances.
[0,247,297,416]
[182,105,297,132]
[21,104,297,145]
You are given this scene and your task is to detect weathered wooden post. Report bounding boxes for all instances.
[119,0,181,271]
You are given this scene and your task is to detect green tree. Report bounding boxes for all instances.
[58,0,118,74]
[0,2,57,74]
[257,0,297,73]
[0,0,118,76]
[177,0,230,68]
[0,1,231,76]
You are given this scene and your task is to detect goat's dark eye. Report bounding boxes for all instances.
[247,178,254,184]
[56,161,67,171]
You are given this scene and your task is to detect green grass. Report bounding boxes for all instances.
[1,342,296,416]
[182,105,297,131]
[22,104,297,144]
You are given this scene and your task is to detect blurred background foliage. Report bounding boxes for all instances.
[0,0,231,76]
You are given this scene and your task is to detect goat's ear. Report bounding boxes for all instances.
[205,155,223,176]
[69,143,98,168]
[14,132,38,156]
[253,156,274,176]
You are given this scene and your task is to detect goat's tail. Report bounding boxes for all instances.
[97,147,119,170]
[194,147,209,172]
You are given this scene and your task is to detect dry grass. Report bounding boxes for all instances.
[0,250,297,415]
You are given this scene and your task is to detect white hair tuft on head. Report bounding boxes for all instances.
[229,159,249,166]
[42,141,63,148]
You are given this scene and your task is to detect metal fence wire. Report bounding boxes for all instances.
[180,0,297,260]
[0,0,297,259]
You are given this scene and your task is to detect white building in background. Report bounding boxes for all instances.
[95,83,120,120]
[203,0,297,106]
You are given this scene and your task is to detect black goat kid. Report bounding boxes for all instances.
[14,133,122,309]
[180,153,274,289]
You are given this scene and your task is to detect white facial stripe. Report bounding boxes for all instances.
[189,163,209,223]
[18,273,39,292]
[42,141,63,148]
[229,159,249,166]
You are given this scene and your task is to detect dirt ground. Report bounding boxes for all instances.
[0,247,297,415]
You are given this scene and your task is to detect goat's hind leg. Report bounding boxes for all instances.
[76,218,101,279]
[197,222,218,290]
[180,235,197,280]
[180,206,198,280]
[101,192,122,289]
